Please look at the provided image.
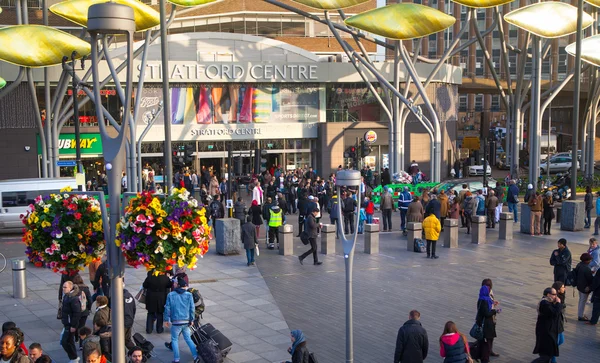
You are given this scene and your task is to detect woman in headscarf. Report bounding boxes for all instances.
[249,200,263,239]
[476,285,498,363]
[284,330,309,363]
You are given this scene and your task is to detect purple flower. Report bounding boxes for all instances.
[145,236,153,245]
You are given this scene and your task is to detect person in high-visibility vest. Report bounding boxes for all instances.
[268,205,283,249]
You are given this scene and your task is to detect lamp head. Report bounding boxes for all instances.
[335,170,361,187]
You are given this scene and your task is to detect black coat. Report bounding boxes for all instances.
[123,288,136,328]
[291,342,310,363]
[591,271,600,303]
[394,319,429,363]
[533,299,562,357]
[425,198,441,219]
[234,201,246,223]
[142,272,172,314]
[305,214,319,239]
[575,262,594,293]
[92,262,110,299]
[249,205,263,226]
[241,221,257,249]
[476,299,497,340]
[62,285,82,329]
[550,247,572,283]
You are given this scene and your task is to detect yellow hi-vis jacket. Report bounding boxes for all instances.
[269,209,283,227]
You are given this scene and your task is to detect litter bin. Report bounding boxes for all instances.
[556,207,561,224]
[12,259,27,299]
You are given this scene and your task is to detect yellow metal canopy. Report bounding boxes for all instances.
[167,0,220,7]
[291,0,370,9]
[584,0,600,8]
[0,25,91,68]
[450,0,515,8]
[504,1,593,38]
[0,77,5,89]
[50,0,160,32]
[345,3,455,40]
[566,35,600,67]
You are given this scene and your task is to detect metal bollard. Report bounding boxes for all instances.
[12,259,27,299]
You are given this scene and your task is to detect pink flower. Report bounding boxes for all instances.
[61,254,69,261]
[136,214,147,223]
[145,227,152,235]
[146,220,155,228]
[192,228,201,242]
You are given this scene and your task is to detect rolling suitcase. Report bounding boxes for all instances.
[133,332,154,361]
[192,322,233,357]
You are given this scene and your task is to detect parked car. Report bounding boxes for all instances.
[468,162,492,176]
[431,178,497,194]
[540,155,580,174]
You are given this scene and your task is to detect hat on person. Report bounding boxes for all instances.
[308,195,315,200]
[272,205,281,212]
[528,184,533,190]
[389,188,394,193]
[177,277,188,287]
[581,252,593,262]
[403,186,409,192]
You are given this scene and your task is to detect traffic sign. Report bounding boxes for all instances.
[57,160,76,167]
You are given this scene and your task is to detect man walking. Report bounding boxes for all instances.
[485,190,499,228]
[394,310,428,363]
[164,278,200,363]
[550,238,572,284]
[381,188,395,232]
[61,281,82,363]
[342,192,357,235]
[533,287,563,363]
[298,208,322,265]
[507,179,519,223]
[457,184,469,227]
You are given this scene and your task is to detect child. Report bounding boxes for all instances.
[79,326,100,362]
[423,212,441,259]
[358,207,366,234]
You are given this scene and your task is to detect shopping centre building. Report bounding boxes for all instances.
[0,1,461,181]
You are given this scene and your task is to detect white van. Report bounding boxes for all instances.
[0,178,78,231]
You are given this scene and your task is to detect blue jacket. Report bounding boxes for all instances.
[589,244,600,272]
[507,184,519,203]
[399,191,412,209]
[164,288,195,325]
[596,198,600,216]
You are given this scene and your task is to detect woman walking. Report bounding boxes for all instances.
[439,321,470,363]
[476,285,498,363]
[543,192,555,235]
[241,216,258,266]
[249,200,263,239]
[142,270,172,334]
[550,281,566,363]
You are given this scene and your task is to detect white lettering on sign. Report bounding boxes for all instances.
[190,128,263,137]
[58,138,98,149]
[143,63,319,81]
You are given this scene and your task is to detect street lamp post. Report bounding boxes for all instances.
[335,169,361,363]
[88,3,136,362]
[571,0,584,200]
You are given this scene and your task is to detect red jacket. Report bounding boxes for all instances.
[365,201,374,215]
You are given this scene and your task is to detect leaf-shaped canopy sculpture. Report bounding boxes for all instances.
[50,0,160,32]
[167,0,220,7]
[0,25,91,67]
[566,34,600,67]
[345,3,455,40]
[291,0,370,10]
[584,0,600,7]
[504,1,593,38]
[0,77,5,89]
[450,0,515,9]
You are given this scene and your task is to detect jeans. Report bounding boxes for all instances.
[577,291,590,318]
[508,202,518,222]
[531,211,542,235]
[263,220,270,240]
[585,209,592,227]
[299,237,318,263]
[382,208,392,231]
[358,220,364,234]
[400,208,407,231]
[170,324,197,361]
[245,248,255,264]
[366,214,373,224]
[551,333,565,363]
[61,327,78,360]
[426,240,437,257]
[590,301,600,324]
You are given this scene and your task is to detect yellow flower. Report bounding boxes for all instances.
[179,246,187,255]
[115,239,121,247]
[43,207,49,213]
[145,209,153,217]
[184,237,192,245]
[157,217,163,224]
[177,259,185,268]
[41,221,51,228]
[159,210,167,218]
[92,220,103,231]
[60,186,72,192]
[200,216,207,225]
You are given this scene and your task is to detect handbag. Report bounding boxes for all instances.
[56,303,62,320]
[469,322,484,341]
[255,243,260,256]
[300,231,310,245]
[135,288,147,304]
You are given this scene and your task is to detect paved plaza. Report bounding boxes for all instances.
[1,208,600,362]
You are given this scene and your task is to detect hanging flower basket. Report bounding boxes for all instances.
[21,187,106,275]
[117,188,211,275]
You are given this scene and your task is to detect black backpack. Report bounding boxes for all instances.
[565,267,577,287]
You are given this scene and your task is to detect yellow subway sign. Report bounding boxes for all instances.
[37,133,103,155]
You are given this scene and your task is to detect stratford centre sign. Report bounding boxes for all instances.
[140,62,319,82]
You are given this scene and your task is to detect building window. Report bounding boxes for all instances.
[491,95,500,111]
[475,94,484,112]
[459,95,468,112]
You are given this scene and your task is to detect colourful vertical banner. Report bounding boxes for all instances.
[228,85,239,123]
[170,87,180,124]
[238,86,253,124]
[184,87,196,124]
[252,86,272,123]
[195,85,212,124]
[211,86,224,123]
[173,87,186,124]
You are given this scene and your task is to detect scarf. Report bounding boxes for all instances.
[478,285,494,311]
[290,330,306,356]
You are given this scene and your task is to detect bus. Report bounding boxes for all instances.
[0,178,78,231]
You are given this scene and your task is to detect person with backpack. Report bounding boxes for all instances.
[72,274,92,347]
[550,238,572,284]
[575,253,594,321]
[475,190,486,217]
[164,278,200,363]
[165,285,205,351]
[210,195,225,237]
[298,208,322,266]
[60,281,83,363]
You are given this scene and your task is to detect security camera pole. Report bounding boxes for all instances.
[335,170,361,363]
